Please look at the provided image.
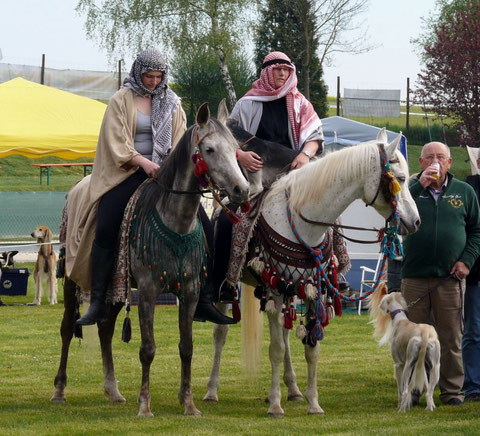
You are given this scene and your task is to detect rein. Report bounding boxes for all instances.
[287,143,404,302]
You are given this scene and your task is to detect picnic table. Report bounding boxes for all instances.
[32,163,94,185]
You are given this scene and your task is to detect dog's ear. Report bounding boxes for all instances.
[45,227,52,242]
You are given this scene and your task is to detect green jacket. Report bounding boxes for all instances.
[401,172,480,278]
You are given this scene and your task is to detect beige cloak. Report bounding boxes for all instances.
[65,87,186,291]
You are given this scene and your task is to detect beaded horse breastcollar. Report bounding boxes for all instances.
[255,214,332,269]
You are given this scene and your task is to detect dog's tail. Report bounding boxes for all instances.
[399,331,430,412]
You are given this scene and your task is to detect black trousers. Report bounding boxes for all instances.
[95,169,148,249]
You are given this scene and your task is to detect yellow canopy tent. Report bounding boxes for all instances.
[0,77,106,159]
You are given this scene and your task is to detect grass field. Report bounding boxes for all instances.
[0,145,475,192]
[0,268,479,435]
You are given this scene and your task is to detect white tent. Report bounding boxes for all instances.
[319,116,408,289]
[321,116,408,159]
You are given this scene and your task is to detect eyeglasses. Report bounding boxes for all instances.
[422,154,449,161]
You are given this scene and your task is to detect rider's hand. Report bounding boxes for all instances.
[141,159,160,178]
[237,149,263,172]
[291,152,310,169]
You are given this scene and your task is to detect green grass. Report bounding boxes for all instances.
[0,266,479,435]
[0,144,474,192]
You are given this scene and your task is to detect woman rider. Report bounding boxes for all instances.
[75,48,233,325]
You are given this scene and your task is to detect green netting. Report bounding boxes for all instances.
[0,191,66,240]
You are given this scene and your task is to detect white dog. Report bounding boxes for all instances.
[368,283,441,412]
[31,225,57,305]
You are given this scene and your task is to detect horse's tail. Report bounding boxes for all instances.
[241,284,263,377]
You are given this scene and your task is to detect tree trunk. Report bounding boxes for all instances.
[216,47,237,109]
[211,13,237,109]
[303,21,311,100]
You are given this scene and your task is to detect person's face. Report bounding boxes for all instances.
[419,142,452,178]
[141,70,163,91]
[272,67,290,89]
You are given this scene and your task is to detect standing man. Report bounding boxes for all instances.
[401,141,480,406]
[463,152,480,402]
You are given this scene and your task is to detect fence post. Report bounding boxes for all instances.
[336,76,340,116]
[118,59,122,90]
[406,77,410,133]
[40,54,45,85]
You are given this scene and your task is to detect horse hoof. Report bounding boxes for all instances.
[307,406,325,415]
[267,411,284,419]
[287,394,304,402]
[184,407,202,416]
[137,411,154,418]
[50,394,66,403]
[110,394,126,403]
[202,393,218,403]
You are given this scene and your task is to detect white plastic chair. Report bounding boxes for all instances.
[357,253,383,315]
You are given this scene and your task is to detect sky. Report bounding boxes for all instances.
[0,0,438,99]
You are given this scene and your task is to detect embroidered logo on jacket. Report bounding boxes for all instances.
[443,194,464,209]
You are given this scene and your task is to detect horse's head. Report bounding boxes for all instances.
[195,102,249,204]
[364,129,420,235]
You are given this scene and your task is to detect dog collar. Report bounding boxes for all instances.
[390,309,404,320]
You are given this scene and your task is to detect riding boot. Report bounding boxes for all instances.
[195,205,235,324]
[194,280,236,324]
[76,242,114,326]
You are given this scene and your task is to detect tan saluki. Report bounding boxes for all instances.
[368,282,440,412]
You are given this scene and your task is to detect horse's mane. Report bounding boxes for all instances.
[268,140,379,212]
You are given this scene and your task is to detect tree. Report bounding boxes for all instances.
[255,0,372,117]
[76,0,256,108]
[414,0,480,147]
[254,0,328,117]
[171,46,255,125]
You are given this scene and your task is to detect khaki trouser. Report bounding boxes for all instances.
[401,277,464,403]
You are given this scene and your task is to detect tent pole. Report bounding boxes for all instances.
[406,77,410,133]
[40,54,45,85]
[336,76,341,116]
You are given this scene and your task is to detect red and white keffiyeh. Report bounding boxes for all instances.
[243,51,321,149]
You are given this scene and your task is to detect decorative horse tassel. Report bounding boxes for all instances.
[286,277,295,298]
[305,276,317,300]
[284,309,293,330]
[289,302,297,321]
[261,261,272,284]
[265,297,276,314]
[327,297,335,321]
[253,284,264,300]
[269,267,278,289]
[248,255,265,276]
[296,319,307,340]
[232,299,241,322]
[121,302,132,343]
[334,293,343,316]
[277,275,287,294]
[297,276,306,300]
[225,209,242,225]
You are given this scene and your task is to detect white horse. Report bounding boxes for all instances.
[204,129,420,417]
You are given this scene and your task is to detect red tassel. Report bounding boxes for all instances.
[284,311,293,330]
[232,300,241,322]
[269,267,278,289]
[297,276,306,300]
[261,261,272,283]
[289,304,297,321]
[194,156,209,177]
[334,294,343,316]
[322,309,330,327]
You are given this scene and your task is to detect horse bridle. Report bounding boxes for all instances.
[294,143,401,244]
